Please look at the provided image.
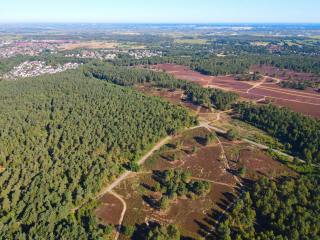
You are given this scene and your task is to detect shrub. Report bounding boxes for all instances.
[123,225,136,237]
[226,129,239,141]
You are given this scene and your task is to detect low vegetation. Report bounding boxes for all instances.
[279,80,308,90]
[204,132,218,146]
[234,72,262,81]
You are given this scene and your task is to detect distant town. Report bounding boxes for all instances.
[65,49,162,60]
[0,40,162,79]
[4,61,80,79]
[0,40,63,58]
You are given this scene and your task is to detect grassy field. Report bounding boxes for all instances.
[58,41,119,50]
[250,41,270,46]
[0,35,23,40]
[118,42,146,49]
[174,38,208,44]
[58,40,146,50]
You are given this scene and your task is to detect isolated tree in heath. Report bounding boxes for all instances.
[159,196,170,210]
[123,225,136,237]
[226,129,239,141]
[146,224,180,240]
[239,166,247,177]
[154,182,162,192]
[205,131,217,145]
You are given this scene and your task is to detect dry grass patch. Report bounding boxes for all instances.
[59,41,119,50]
[174,38,208,44]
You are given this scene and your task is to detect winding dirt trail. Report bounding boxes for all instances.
[72,124,207,225]
[138,136,172,166]
[95,136,173,200]
[196,106,201,115]
[72,136,173,213]
[190,177,236,188]
[110,191,127,240]
[246,76,267,94]
[214,109,233,122]
[199,119,243,187]
[215,135,243,187]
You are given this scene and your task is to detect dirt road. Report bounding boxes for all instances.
[190,177,237,188]
[95,136,173,201]
[110,191,127,240]
[246,76,267,93]
[72,135,173,212]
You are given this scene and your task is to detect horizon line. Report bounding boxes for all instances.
[1,22,320,25]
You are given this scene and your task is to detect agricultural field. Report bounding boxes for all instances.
[58,41,145,50]
[174,38,208,44]
[151,64,320,118]
[58,41,120,50]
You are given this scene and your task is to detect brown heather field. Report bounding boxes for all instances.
[96,125,292,239]
[151,64,320,118]
[94,78,295,239]
[95,193,124,226]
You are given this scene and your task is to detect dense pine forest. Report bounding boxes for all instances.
[0,70,196,239]
[84,63,239,110]
[235,103,320,163]
[217,176,320,240]
[113,54,320,76]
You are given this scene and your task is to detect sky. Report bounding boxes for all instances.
[0,0,319,23]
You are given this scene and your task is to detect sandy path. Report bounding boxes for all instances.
[236,89,320,106]
[215,109,233,122]
[72,124,208,214]
[196,106,201,115]
[110,191,127,240]
[96,136,173,200]
[246,76,267,93]
[190,177,236,188]
[215,136,243,187]
[72,135,173,213]
[260,85,320,98]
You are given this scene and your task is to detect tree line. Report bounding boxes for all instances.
[83,63,239,110]
[235,102,320,163]
[113,52,320,76]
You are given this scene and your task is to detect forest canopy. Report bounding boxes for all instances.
[0,70,196,239]
[217,176,320,240]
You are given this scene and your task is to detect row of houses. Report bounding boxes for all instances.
[3,61,80,79]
